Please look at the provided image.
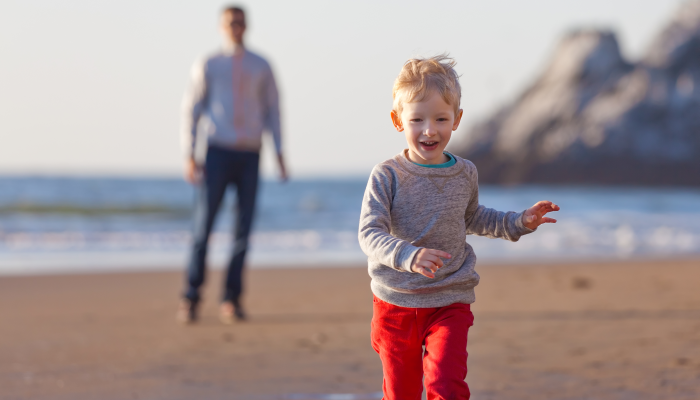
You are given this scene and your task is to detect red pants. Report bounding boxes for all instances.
[371,295,474,400]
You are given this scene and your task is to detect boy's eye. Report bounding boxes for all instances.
[410,118,423,123]
[437,118,449,122]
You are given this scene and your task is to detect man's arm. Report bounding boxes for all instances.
[262,64,287,181]
[358,166,421,272]
[180,59,208,184]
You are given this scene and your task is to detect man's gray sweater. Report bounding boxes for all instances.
[358,150,534,308]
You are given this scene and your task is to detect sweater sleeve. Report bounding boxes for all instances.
[463,163,534,241]
[358,165,422,273]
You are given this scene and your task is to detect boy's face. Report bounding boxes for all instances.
[391,91,463,165]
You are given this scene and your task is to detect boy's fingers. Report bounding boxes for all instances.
[536,204,560,216]
[419,266,435,278]
[417,262,431,272]
[541,202,560,211]
[542,217,557,223]
[427,249,452,259]
[532,200,551,209]
[425,254,444,268]
[417,261,433,272]
[534,201,562,213]
[423,260,440,272]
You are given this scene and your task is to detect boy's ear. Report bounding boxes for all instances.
[390,110,404,132]
[452,109,464,131]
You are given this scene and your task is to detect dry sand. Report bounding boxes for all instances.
[1,259,699,400]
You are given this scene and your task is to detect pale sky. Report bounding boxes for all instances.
[0,0,684,178]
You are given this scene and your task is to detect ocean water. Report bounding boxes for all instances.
[0,176,699,275]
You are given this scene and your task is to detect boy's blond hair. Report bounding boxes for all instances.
[392,54,461,117]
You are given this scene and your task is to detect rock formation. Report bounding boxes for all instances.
[452,1,700,185]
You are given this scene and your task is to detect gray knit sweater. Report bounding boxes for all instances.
[358,150,534,308]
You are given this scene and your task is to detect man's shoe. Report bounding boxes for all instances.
[176,298,198,324]
[234,306,247,322]
[220,301,246,324]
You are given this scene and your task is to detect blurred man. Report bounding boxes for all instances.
[178,6,287,324]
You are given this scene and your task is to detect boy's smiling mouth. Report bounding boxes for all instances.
[419,141,439,151]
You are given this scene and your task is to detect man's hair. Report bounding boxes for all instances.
[222,5,246,19]
[392,54,461,117]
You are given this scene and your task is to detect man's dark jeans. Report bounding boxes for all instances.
[184,146,259,306]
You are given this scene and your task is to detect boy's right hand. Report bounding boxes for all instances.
[411,248,451,279]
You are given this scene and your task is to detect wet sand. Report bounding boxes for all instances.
[1,259,699,400]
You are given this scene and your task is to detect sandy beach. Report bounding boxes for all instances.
[1,259,699,400]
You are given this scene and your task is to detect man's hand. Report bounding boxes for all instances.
[184,157,202,185]
[523,201,560,230]
[411,248,452,279]
[277,153,289,183]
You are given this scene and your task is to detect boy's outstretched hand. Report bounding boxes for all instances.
[411,248,451,279]
[523,201,560,230]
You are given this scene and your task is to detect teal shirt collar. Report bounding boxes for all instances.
[412,152,456,168]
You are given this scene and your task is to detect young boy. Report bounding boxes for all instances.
[358,55,560,399]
